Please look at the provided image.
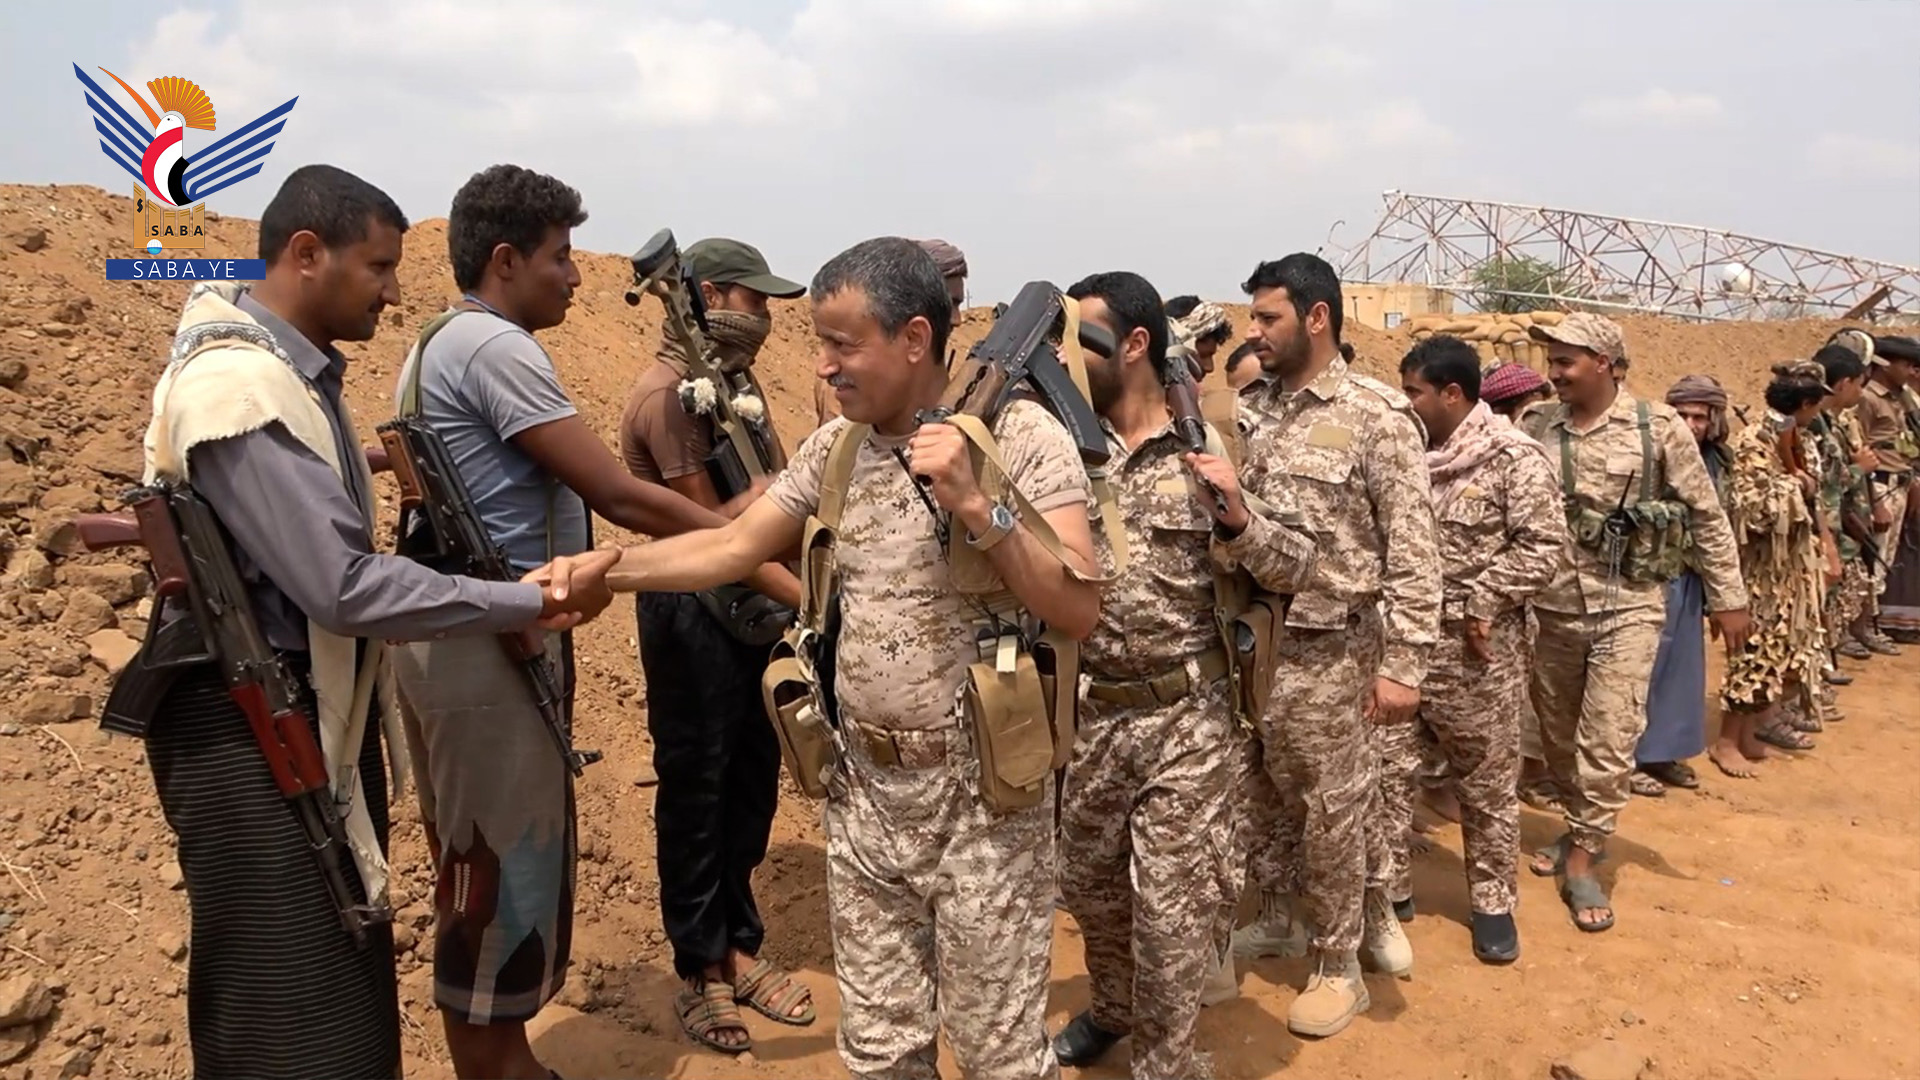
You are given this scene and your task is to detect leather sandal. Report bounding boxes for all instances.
[1561,875,1615,933]
[1641,760,1699,789]
[677,978,752,1054]
[733,958,816,1026]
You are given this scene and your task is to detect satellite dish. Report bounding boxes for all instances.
[1718,262,1754,295]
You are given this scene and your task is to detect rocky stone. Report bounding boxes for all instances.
[393,923,416,954]
[0,414,50,462]
[0,359,23,390]
[63,564,145,606]
[5,551,53,591]
[49,297,91,326]
[19,690,89,726]
[155,931,187,963]
[37,485,100,516]
[83,630,140,677]
[56,1046,97,1078]
[0,974,53,1027]
[0,1023,37,1066]
[56,590,114,636]
[34,519,83,558]
[0,461,31,512]
[1551,1041,1651,1080]
[47,656,85,678]
[37,324,74,340]
[0,648,23,675]
[71,436,140,484]
[13,227,48,253]
[160,861,184,891]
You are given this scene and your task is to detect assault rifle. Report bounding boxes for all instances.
[624,227,786,500]
[916,279,1115,474]
[1163,345,1230,517]
[73,484,393,949]
[374,416,603,777]
[621,227,796,646]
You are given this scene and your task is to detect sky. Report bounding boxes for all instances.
[8,0,1920,305]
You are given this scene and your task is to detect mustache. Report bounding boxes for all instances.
[827,373,852,388]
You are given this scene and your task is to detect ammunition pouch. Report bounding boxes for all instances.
[1032,630,1080,771]
[1565,499,1694,584]
[1560,398,1694,586]
[695,583,795,647]
[962,635,1055,814]
[1224,595,1285,724]
[760,635,838,800]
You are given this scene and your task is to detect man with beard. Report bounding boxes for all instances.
[1227,253,1438,1037]
[617,237,819,1053]
[1051,272,1316,1077]
[389,168,800,1079]
[1855,333,1919,652]
[1520,314,1748,933]
[1716,362,1833,771]
[1166,295,1234,376]
[540,237,1105,1079]
[132,164,616,1080]
[1398,335,1566,964]
[1635,375,1734,789]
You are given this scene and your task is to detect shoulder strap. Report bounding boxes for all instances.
[817,421,869,530]
[396,306,474,419]
[1635,399,1655,502]
[1558,426,1577,499]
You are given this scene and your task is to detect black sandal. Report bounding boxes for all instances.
[1757,724,1815,751]
[1641,761,1699,789]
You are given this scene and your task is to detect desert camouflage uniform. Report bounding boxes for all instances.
[763,400,1098,1080]
[1230,355,1440,957]
[1523,391,1746,855]
[1061,409,1315,1078]
[1859,378,1916,600]
[1419,417,1567,914]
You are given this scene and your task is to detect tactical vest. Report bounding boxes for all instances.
[758,413,1108,816]
[1558,399,1694,584]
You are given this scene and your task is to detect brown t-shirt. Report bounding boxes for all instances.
[764,400,1093,732]
[619,361,713,484]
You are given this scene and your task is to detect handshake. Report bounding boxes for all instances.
[523,547,624,632]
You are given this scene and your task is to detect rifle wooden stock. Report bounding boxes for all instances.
[377,427,424,511]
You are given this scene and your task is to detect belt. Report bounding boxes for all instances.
[1873,469,1913,484]
[854,723,953,770]
[1085,647,1229,709]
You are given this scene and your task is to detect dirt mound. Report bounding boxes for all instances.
[1,183,1916,1080]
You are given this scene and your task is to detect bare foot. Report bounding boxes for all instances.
[1421,786,1463,824]
[1708,741,1758,778]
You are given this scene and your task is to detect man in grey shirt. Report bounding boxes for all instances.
[127,165,614,1080]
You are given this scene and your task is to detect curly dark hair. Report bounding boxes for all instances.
[447,164,588,290]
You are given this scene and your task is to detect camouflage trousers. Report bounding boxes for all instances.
[1059,667,1246,1080]
[1245,607,1383,957]
[1367,717,1419,904]
[1827,559,1871,646]
[1417,613,1526,914]
[1530,605,1664,856]
[825,721,1058,1080]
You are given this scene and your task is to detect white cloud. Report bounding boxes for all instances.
[1807,133,1920,182]
[1578,88,1725,126]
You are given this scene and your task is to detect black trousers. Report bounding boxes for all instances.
[638,591,782,979]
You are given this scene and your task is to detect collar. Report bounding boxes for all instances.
[1868,379,1897,400]
[1098,414,1182,461]
[236,290,344,384]
[1303,354,1351,403]
[1548,387,1640,434]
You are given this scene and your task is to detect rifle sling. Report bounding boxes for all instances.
[1057,295,1130,574]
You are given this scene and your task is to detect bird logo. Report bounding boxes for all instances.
[74,63,297,211]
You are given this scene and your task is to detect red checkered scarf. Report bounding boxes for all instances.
[1425,400,1551,515]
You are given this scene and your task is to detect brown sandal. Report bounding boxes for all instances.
[677,978,752,1054]
[734,958,817,1026]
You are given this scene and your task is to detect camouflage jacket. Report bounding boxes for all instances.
[1807,410,1872,562]
[1233,356,1440,688]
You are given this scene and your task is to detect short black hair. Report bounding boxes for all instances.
[1164,294,1202,319]
[1813,343,1866,386]
[1225,340,1258,373]
[1765,370,1828,414]
[257,164,408,266]
[1399,334,1482,402]
[1068,271,1170,379]
[1240,252,1344,344]
[811,237,952,360]
[447,164,588,291]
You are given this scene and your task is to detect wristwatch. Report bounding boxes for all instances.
[966,502,1017,551]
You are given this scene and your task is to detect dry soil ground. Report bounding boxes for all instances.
[1,184,1916,1080]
